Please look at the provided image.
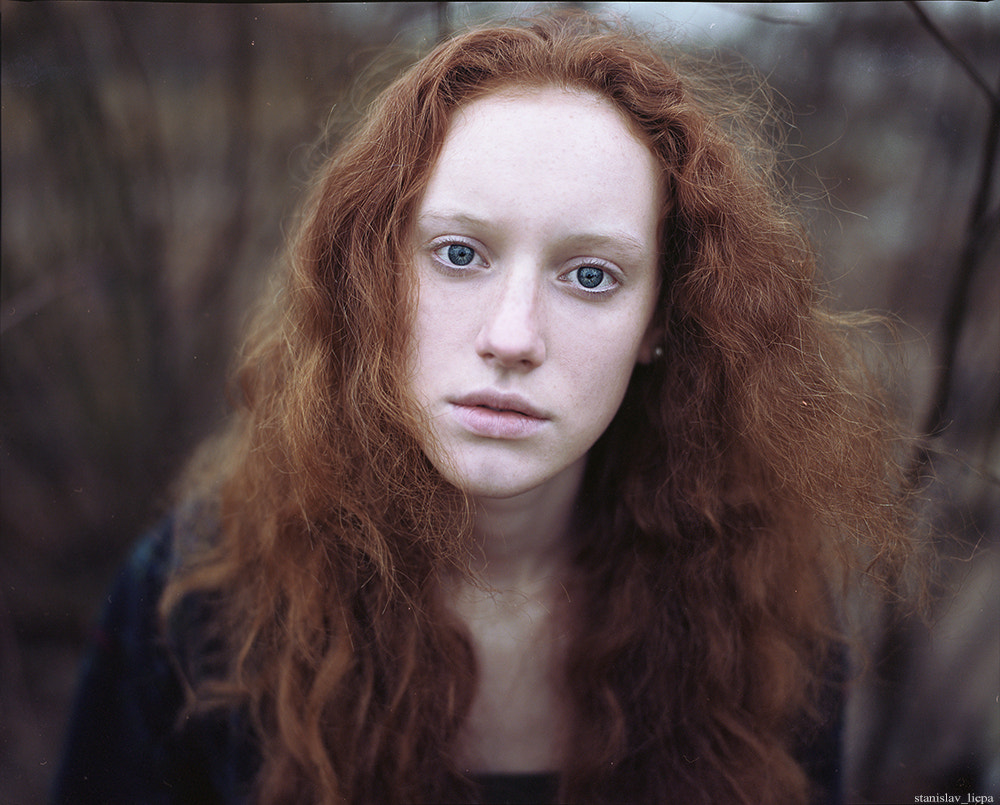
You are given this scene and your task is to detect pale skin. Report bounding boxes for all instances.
[407,86,663,773]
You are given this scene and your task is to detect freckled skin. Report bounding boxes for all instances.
[408,87,663,504]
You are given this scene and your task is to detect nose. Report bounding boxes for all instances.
[474,268,546,370]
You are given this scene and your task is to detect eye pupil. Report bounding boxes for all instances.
[447,244,475,266]
[577,266,604,289]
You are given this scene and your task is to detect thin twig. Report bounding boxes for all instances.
[906,19,1000,482]
[921,79,1000,440]
[906,1,1000,109]
[714,5,810,27]
[860,15,999,795]
[435,1,450,44]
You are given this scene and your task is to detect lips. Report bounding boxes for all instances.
[449,390,549,439]
[452,391,547,419]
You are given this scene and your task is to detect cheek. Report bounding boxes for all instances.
[412,270,473,344]
[409,305,451,385]
[559,327,645,423]
[406,277,477,414]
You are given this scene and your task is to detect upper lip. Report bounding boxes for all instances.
[451,390,549,419]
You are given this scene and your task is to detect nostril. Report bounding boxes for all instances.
[475,325,545,368]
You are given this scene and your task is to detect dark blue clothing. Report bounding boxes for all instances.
[54,518,842,804]
[53,519,257,805]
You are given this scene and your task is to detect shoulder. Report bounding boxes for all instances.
[797,648,847,805]
[54,515,257,804]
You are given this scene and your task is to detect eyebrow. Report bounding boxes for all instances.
[415,210,653,260]
[415,211,491,233]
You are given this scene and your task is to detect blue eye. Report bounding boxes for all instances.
[576,266,604,289]
[447,243,476,266]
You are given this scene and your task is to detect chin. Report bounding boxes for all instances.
[421,436,587,502]
[430,454,548,500]
[450,454,589,504]
[448,470,544,500]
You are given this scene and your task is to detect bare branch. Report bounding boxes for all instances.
[915,65,1000,457]
[710,3,810,26]
[906,1,1000,108]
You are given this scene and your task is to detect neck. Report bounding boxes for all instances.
[467,457,584,591]
[449,460,582,775]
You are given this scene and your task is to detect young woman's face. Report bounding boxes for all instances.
[407,86,662,501]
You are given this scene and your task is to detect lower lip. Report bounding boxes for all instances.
[451,404,547,439]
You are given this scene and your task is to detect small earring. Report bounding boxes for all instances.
[652,345,664,360]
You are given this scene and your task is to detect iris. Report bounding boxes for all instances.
[448,244,475,266]
[577,266,604,288]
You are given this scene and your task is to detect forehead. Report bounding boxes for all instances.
[440,85,657,176]
[419,86,662,239]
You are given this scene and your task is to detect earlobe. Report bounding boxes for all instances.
[637,282,669,365]
[637,327,665,364]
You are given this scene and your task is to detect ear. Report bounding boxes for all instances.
[636,276,670,365]
[636,322,665,365]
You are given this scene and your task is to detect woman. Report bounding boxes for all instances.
[56,12,920,805]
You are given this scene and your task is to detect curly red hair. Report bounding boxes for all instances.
[164,12,920,804]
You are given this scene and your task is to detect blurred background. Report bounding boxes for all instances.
[1,2,997,802]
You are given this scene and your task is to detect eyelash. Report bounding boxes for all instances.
[430,239,486,273]
[562,263,619,295]
[427,239,621,295]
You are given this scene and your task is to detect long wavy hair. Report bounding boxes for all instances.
[163,13,920,804]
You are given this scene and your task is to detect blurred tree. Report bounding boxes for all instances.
[716,4,998,800]
[1,2,996,802]
[1,4,451,798]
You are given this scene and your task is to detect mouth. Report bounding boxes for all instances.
[449,391,549,439]
[451,391,547,420]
